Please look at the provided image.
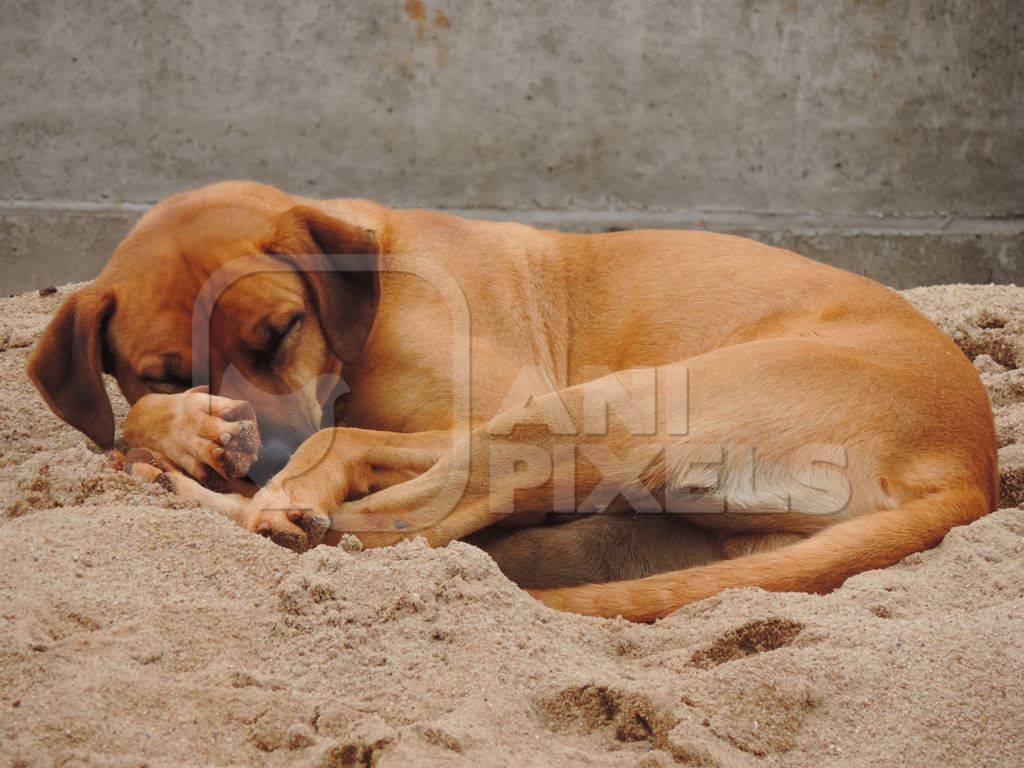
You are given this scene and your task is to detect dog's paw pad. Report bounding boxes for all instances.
[152,472,175,493]
[247,489,329,554]
[221,401,257,424]
[220,419,260,478]
[125,447,173,472]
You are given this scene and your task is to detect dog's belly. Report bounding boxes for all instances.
[468,513,724,589]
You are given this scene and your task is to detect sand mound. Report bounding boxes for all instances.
[2,284,1023,767]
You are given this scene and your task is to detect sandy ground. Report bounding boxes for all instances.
[1,283,1023,767]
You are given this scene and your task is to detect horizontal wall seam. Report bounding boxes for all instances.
[0,199,1021,236]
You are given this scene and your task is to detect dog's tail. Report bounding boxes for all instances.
[528,486,991,622]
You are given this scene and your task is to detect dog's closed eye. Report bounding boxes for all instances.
[253,312,304,364]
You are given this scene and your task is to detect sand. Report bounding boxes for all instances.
[1,283,1023,767]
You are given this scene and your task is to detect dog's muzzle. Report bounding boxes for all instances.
[247,435,301,484]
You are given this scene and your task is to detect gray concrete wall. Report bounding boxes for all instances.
[2,0,1022,293]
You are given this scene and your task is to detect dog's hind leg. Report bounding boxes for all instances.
[719,532,807,559]
[530,486,991,621]
[320,333,995,621]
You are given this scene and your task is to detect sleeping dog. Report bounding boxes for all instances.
[28,181,998,621]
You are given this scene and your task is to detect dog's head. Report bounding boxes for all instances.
[28,181,381,478]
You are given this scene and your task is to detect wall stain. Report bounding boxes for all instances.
[401,0,453,68]
[404,0,425,22]
[404,0,426,40]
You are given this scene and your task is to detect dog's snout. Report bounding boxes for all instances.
[247,435,299,484]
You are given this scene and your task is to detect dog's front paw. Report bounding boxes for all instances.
[203,395,262,480]
[175,386,262,481]
[125,387,261,484]
[109,447,176,490]
[245,483,330,553]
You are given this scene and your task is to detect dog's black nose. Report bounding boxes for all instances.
[247,436,297,484]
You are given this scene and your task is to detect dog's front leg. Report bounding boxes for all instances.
[111,386,262,524]
[322,368,678,549]
[243,428,450,550]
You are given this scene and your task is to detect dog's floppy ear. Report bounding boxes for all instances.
[27,288,116,447]
[269,205,381,366]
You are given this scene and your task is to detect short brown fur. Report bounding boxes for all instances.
[28,181,998,621]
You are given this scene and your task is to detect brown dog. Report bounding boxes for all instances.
[28,181,998,621]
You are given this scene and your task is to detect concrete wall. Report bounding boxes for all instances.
[2,0,1022,293]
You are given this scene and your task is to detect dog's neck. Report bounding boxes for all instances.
[335,212,589,433]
